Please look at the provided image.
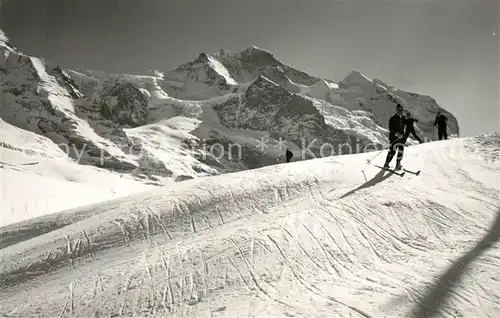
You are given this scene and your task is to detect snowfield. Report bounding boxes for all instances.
[1,134,499,317]
[0,119,157,227]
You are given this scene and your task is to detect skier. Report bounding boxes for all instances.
[383,104,406,170]
[434,111,448,140]
[404,111,423,143]
[285,148,293,163]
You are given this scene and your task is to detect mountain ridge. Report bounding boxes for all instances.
[1,28,459,185]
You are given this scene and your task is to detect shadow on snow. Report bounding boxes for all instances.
[339,168,395,199]
[408,209,500,318]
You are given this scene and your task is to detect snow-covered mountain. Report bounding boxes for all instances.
[161,46,320,100]
[336,70,459,141]
[1,134,498,317]
[1,28,459,185]
[2,28,498,318]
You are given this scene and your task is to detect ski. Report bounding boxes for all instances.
[403,168,421,176]
[374,165,405,177]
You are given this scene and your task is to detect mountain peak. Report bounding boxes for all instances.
[202,46,275,61]
[194,52,211,63]
[242,45,273,55]
[237,45,279,66]
[342,70,373,85]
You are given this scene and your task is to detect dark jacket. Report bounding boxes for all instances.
[434,114,448,129]
[389,114,405,141]
[404,117,418,133]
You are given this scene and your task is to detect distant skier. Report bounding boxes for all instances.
[434,111,448,140]
[285,148,293,163]
[383,104,406,170]
[404,111,423,143]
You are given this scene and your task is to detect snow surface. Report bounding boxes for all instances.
[0,148,155,227]
[0,118,67,159]
[123,116,219,177]
[0,120,157,226]
[304,79,340,101]
[1,134,498,317]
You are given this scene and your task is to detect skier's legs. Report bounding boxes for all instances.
[438,127,448,140]
[384,138,397,165]
[385,137,404,166]
[395,141,404,166]
[384,147,395,165]
[404,131,410,141]
[411,131,423,143]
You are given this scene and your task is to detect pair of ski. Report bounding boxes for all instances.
[373,164,420,177]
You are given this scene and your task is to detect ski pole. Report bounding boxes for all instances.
[366,146,387,164]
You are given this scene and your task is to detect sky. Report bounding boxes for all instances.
[1,0,498,137]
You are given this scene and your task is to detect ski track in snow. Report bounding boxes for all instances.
[0,136,499,317]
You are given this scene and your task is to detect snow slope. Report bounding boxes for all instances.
[1,134,498,317]
[0,41,139,171]
[0,119,157,227]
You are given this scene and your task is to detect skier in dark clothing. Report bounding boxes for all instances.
[434,111,448,140]
[383,104,406,170]
[285,148,293,163]
[404,111,423,143]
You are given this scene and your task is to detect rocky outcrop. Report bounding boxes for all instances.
[214,76,375,159]
[98,82,149,127]
[49,65,84,99]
